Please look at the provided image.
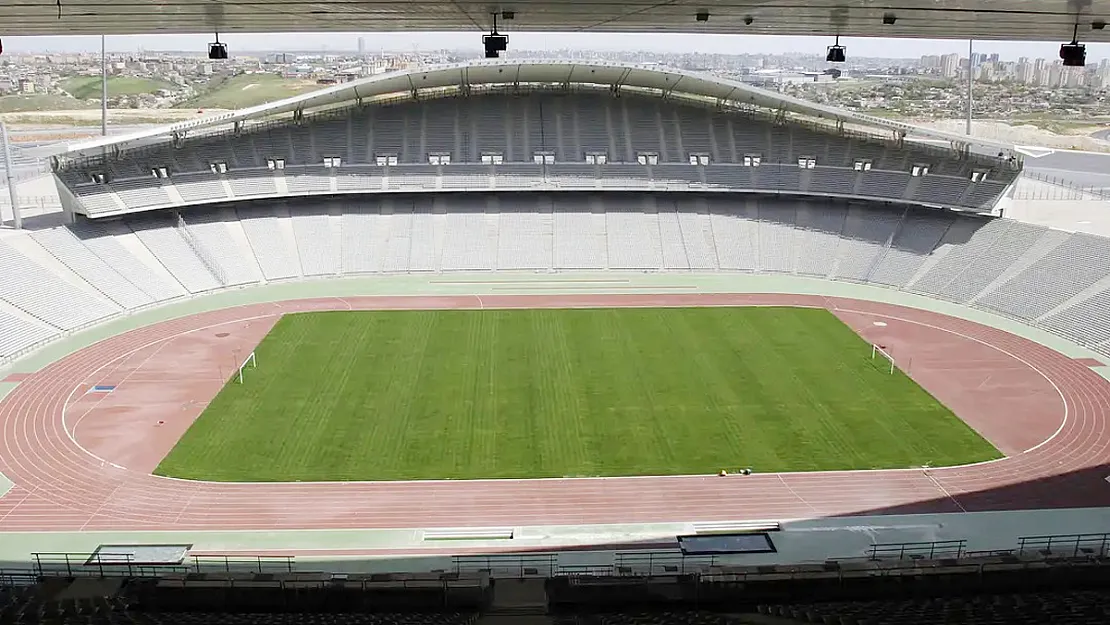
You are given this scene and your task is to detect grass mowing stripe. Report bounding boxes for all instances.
[155,307,1002,481]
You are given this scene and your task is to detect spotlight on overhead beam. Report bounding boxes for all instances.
[484,12,508,58]
[1093,20,1107,30]
[208,41,228,60]
[696,11,709,22]
[484,33,508,58]
[1060,40,1086,66]
[826,35,846,63]
[1061,23,1086,67]
[882,13,897,25]
[744,15,753,25]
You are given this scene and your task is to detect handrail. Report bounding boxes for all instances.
[1018,169,1110,200]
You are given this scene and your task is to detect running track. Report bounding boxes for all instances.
[0,293,1108,533]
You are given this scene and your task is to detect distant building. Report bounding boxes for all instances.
[1017,62,1035,84]
[1065,68,1084,88]
[940,53,960,78]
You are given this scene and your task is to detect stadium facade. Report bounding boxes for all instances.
[48,60,1021,222]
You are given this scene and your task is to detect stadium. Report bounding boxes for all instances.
[2,35,1110,625]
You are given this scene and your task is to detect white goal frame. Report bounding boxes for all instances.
[236,350,257,384]
[871,343,896,375]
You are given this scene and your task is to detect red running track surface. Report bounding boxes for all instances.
[0,293,1108,532]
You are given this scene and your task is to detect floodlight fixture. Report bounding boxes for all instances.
[1060,24,1086,67]
[208,32,228,60]
[483,13,508,58]
[826,35,846,63]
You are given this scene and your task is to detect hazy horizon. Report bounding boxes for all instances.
[2,32,1108,62]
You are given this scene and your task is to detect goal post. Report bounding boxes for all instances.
[871,343,896,375]
[236,351,257,384]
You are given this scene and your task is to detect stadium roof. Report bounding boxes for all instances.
[47,59,1018,160]
[0,0,1107,40]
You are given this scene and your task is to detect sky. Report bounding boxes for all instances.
[1,32,1108,62]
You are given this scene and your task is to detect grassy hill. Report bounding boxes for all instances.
[0,94,95,113]
[178,73,322,110]
[62,75,179,99]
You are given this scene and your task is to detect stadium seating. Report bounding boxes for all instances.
[759,589,1110,625]
[0,240,120,330]
[557,613,743,625]
[54,92,1018,217]
[5,191,1110,366]
[0,311,55,359]
[129,613,479,625]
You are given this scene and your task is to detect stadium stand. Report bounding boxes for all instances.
[0,311,55,359]
[1,538,1109,625]
[9,72,1107,369]
[53,91,1018,218]
[0,239,120,330]
[758,590,1110,625]
[4,191,1110,366]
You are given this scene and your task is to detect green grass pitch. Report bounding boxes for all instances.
[154,307,1001,482]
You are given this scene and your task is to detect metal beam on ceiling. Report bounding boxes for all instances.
[0,0,1106,40]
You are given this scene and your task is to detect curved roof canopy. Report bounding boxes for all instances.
[0,0,1107,40]
[52,59,1018,160]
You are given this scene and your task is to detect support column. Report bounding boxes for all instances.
[966,39,973,136]
[1,122,22,229]
[101,35,108,137]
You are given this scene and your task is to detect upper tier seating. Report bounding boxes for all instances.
[55,93,1017,216]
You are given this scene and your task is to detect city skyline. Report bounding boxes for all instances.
[1,32,1108,63]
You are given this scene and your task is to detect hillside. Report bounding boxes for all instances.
[0,94,96,114]
[62,76,179,100]
[178,73,322,109]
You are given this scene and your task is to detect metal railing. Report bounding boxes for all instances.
[26,552,295,579]
[30,553,188,579]
[452,551,723,579]
[175,210,228,285]
[1017,533,1110,558]
[1016,170,1110,200]
[866,540,968,561]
